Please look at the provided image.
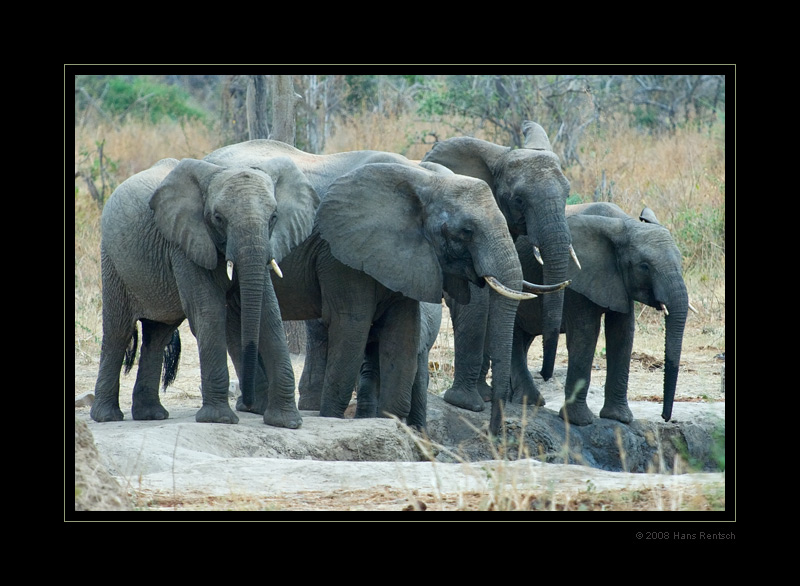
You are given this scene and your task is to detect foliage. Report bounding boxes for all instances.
[75,75,208,124]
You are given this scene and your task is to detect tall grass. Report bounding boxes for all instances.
[74,114,725,364]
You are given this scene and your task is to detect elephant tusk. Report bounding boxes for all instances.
[570,245,582,270]
[660,302,669,316]
[484,276,538,300]
[689,301,699,314]
[270,258,283,278]
[533,246,544,266]
[227,260,234,280]
[523,279,571,294]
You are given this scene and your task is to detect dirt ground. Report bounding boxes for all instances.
[72,303,726,512]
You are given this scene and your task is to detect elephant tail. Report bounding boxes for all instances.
[123,326,138,375]
[161,329,181,390]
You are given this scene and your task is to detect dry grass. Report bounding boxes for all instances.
[73,115,726,512]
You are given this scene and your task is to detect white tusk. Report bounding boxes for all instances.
[227,260,234,280]
[660,302,669,316]
[533,246,544,266]
[689,302,699,314]
[270,258,283,278]
[484,276,537,300]
[570,245,582,270]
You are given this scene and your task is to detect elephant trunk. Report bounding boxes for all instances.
[528,207,572,381]
[473,234,524,436]
[661,278,689,421]
[230,241,270,409]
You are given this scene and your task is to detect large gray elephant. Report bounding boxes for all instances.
[421,121,578,413]
[90,155,319,427]
[509,202,689,425]
[205,140,566,434]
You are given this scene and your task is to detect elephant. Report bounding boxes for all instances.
[204,140,567,434]
[90,155,320,427]
[508,202,690,426]
[421,121,578,413]
[355,301,443,428]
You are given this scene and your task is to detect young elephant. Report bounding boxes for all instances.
[91,156,319,427]
[509,202,689,426]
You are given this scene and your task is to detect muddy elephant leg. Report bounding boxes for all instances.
[356,340,380,418]
[130,319,176,420]
[319,315,372,418]
[560,295,601,426]
[298,319,328,410]
[443,283,489,412]
[375,298,420,422]
[408,338,430,431]
[599,310,635,423]
[510,325,545,407]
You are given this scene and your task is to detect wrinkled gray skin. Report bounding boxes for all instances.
[206,140,542,434]
[510,202,689,425]
[422,121,575,413]
[91,156,319,427]
[356,301,442,429]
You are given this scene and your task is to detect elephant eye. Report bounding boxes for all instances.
[639,263,649,272]
[213,213,224,225]
[269,212,278,231]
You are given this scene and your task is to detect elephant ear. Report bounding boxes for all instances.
[316,163,443,304]
[639,207,661,225]
[422,136,506,192]
[522,121,553,151]
[255,156,320,263]
[566,215,630,313]
[149,158,222,270]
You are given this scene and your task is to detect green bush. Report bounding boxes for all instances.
[82,76,207,124]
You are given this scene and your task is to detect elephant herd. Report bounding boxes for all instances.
[90,122,690,437]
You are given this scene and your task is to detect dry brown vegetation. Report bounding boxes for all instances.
[73,114,726,512]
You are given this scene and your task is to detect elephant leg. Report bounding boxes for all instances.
[356,340,380,418]
[510,325,545,407]
[182,284,238,424]
[560,295,601,426]
[599,310,635,424]
[477,345,492,402]
[130,319,175,420]
[91,264,133,422]
[91,322,133,422]
[258,281,302,429]
[408,339,430,431]
[298,319,328,411]
[319,314,372,418]
[375,299,420,422]
[443,284,488,412]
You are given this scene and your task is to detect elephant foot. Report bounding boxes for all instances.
[90,401,124,422]
[512,388,546,408]
[132,402,169,421]
[477,379,493,402]
[559,402,594,426]
[236,394,267,415]
[355,403,377,418]
[298,392,321,411]
[600,402,634,424]
[264,405,303,429]
[444,387,485,412]
[196,403,239,424]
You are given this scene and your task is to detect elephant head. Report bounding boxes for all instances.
[148,157,319,408]
[566,204,689,421]
[316,162,546,435]
[422,121,576,381]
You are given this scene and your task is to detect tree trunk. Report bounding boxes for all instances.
[247,75,270,140]
[270,75,298,144]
